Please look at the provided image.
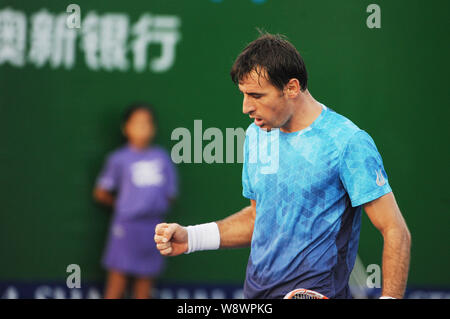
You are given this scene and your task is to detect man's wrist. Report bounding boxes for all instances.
[184,222,221,254]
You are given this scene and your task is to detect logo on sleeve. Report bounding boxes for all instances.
[375,169,386,186]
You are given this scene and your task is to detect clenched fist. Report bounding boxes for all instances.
[154,223,188,256]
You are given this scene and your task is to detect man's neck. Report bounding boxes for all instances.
[280,90,323,133]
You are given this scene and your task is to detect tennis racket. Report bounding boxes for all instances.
[283,288,328,299]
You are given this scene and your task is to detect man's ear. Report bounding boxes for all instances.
[284,78,301,98]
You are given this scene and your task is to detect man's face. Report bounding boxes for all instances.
[238,69,292,131]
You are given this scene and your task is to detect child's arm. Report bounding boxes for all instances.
[94,152,120,207]
[93,186,116,207]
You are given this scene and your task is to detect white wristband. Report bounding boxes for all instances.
[379,296,397,299]
[184,222,221,254]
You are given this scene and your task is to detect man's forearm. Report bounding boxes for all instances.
[381,226,411,298]
[216,205,255,248]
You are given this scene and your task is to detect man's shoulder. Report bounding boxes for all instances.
[322,106,364,147]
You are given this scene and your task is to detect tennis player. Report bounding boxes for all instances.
[154,33,411,299]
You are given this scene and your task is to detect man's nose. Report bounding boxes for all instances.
[242,95,256,115]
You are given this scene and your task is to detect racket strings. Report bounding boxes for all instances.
[292,293,321,299]
[284,289,328,299]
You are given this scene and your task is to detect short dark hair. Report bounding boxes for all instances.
[230,32,308,92]
[122,102,157,126]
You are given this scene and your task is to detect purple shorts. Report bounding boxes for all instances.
[102,218,164,277]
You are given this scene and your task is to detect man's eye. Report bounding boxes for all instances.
[251,94,262,99]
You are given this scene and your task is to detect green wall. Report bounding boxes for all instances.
[0,0,448,287]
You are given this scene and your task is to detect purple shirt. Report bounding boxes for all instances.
[96,144,178,222]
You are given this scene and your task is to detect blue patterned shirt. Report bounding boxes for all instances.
[242,104,392,298]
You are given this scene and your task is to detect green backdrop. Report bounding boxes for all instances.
[0,0,449,288]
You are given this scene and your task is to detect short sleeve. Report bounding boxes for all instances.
[163,151,178,199]
[96,154,120,191]
[242,132,256,200]
[339,130,392,207]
